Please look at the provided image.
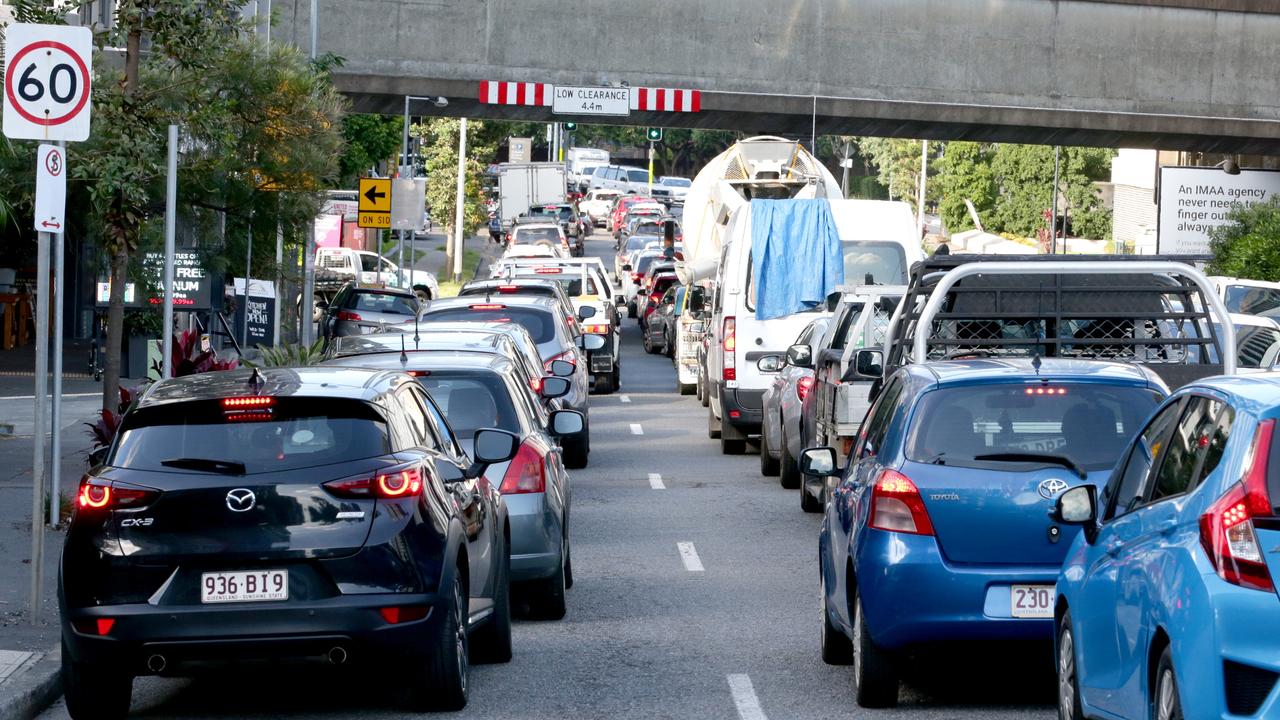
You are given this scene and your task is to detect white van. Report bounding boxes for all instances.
[704,199,923,454]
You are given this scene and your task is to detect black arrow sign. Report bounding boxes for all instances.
[364,185,386,204]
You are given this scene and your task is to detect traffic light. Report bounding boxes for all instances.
[564,122,577,131]
[646,127,663,142]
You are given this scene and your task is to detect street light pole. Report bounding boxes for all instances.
[1050,146,1061,255]
[453,118,468,282]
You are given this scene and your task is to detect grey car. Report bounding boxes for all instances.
[322,351,584,620]
[416,296,601,469]
[321,283,421,341]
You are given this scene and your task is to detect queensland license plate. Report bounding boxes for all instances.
[201,570,288,604]
[1010,585,1054,618]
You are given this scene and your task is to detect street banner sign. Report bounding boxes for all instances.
[358,177,392,229]
[391,177,427,231]
[1157,166,1280,254]
[34,143,65,234]
[552,86,631,116]
[3,23,93,142]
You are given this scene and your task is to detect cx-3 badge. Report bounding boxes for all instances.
[1038,478,1070,500]
[226,488,256,512]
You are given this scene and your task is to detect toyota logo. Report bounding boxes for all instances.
[1038,478,1070,500]
[225,488,256,512]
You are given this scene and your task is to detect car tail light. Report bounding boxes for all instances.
[544,349,576,373]
[324,466,423,500]
[583,324,610,334]
[631,273,643,283]
[529,375,544,394]
[72,617,115,636]
[379,606,429,624]
[869,469,935,536]
[723,316,736,382]
[535,267,561,274]
[1199,419,1275,592]
[497,285,520,293]
[336,310,361,322]
[500,441,546,494]
[222,396,275,409]
[470,303,506,310]
[76,477,159,512]
[797,376,815,402]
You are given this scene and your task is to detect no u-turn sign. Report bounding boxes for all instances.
[3,23,93,142]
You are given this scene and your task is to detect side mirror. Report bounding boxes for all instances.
[549,359,575,377]
[464,428,520,478]
[315,301,329,311]
[540,376,571,400]
[614,295,626,306]
[1052,485,1099,543]
[88,446,109,467]
[577,306,597,321]
[785,343,813,369]
[843,349,883,382]
[621,264,632,272]
[756,354,783,373]
[577,333,606,351]
[548,409,585,437]
[800,447,839,477]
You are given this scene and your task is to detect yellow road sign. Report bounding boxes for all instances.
[358,211,391,229]
[358,178,392,213]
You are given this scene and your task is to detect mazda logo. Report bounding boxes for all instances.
[1038,478,1070,500]
[225,488,256,512]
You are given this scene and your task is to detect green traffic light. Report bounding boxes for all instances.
[647,127,663,141]
[564,122,577,131]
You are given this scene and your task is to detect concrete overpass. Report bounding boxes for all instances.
[275,0,1280,154]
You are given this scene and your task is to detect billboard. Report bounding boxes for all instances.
[1158,166,1280,254]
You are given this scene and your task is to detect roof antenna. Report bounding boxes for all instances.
[1032,353,1042,375]
[413,310,421,344]
[248,367,264,392]
[400,334,408,365]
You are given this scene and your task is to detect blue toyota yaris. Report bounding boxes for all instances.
[1053,374,1280,720]
[807,357,1167,708]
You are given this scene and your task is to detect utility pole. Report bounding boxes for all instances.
[916,140,928,238]
[1050,146,1061,254]
[840,139,851,198]
[301,0,319,344]
[453,119,468,282]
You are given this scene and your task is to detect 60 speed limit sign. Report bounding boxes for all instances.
[3,23,92,142]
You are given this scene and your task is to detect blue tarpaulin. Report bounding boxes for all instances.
[750,199,844,320]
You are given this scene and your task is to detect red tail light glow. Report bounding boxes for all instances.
[723,317,736,382]
[869,470,935,536]
[73,618,116,636]
[797,376,815,402]
[470,304,506,311]
[583,324,610,334]
[535,268,562,274]
[500,441,546,494]
[79,483,110,509]
[76,478,159,511]
[222,397,275,409]
[497,285,520,293]
[336,310,361,322]
[1199,419,1275,592]
[379,606,429,624]
[377,469,423,498]
[325,465,424,500]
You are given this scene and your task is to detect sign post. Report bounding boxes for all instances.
[4,22,93,625]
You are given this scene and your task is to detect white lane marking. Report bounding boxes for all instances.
[677,542,704,572]
[619,394,631,403]
[727,674,768,720]
[648,473,665,490]
[630,423,644,435]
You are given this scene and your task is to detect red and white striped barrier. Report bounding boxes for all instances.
[631,87,701,113]
[478,81,553,107]
[478,81,701,113]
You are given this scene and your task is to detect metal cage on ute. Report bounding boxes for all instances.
[880,255,1236,391]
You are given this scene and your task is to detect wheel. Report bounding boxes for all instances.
[1057,612,1084,720]
[611,367,621,393]
[707,407,721,439]
[698,371,709,407]
[1153,646,1184,720]
[643,333,659,354]
[527,543,568,621]
[470,540,512,664]
[62,638,133,720]
[779,425,802,489]
[412,284,433,302]
[820,582,853,665]
[407,567,468,711]
[627,302,637,319]
[852,591,898,708]
[759,421,781,476]
[800,476,823,513]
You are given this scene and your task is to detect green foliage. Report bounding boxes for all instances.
[989,144,1113,239]
[340,114,403,186]
[1208,197,1280,281]
[247,339,327,368]
[412,118,494,261]
[848,176,888,200]
[937,142,996,233]
[858,137,935,207]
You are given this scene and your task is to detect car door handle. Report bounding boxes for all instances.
[1157,516,1178,536]
[1104,538,1124,556]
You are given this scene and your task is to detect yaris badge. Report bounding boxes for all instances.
[1038,478,1070,500]
[225,488,256,512]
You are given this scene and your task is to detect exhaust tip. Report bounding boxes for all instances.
[146,654,167,673]
[327,646,348,665]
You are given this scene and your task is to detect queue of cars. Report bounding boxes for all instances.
[60,256,612,718]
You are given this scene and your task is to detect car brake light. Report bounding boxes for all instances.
[497,285,519,293]
[470,304,506,310]
[379,606,429,624]
[723,317,736,382]
[869,469,935,536]
[73,618,116,636]
[324,466,423,500]
[222,397,275,409]
[378,469,423,498]
[529,375,544,394]
[1199,419,1275,592]
[583,324,610,334]
[797,376,815,402]
[535,268,561,274]
[336,310,361,321]
[76,478,158,511]
[500,441,546,494]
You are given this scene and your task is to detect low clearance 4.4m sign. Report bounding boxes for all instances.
[1158,166,1280,254]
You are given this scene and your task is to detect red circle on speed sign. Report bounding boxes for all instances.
[44,148,62,177]
[4,40,92,126]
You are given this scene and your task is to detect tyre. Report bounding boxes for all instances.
[678,379,696,396]
[470,541,512,664]
[407,568,469,711]
[643,333,659,354]
[707,407,721,439]
[527,544,568,621]
[563,533,574,590]
[1153,646,1184,720]
[1057,612,1084,720]
[699,371,709,407]
[627,302,637,319]
[800,478,823,513]
[779,425,802,490]
[851,591,898,708]
[759,421,781,476]
[820,582,853,665]
[62,639,133,720]
[611,368,621,393]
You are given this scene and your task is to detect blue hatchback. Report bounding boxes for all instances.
[1053,374,1280,720]
[808,358,1167,708]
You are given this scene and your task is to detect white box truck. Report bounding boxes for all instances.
[497,162,568,232]
[566,147,610,191]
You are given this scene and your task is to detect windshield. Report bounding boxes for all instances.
[905,383,1162,472]
[844,241,908,286]
[112,398,390,474]
[351,292,418,315]
[414,373,519,439]
[626,169,649,183]
[661,178,691,187]
[424,306,555,343]
[359,254,379,273]
[1225,285,1280,317]
[513,226,560,243]
[626,236,658,253]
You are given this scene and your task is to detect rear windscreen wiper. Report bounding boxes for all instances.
[971,452,1086,479]
[160,457,247,475]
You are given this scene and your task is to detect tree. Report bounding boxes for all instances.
[858,137,935,208]
[1208,197,1280,281]
[412,118,493,279]
[989,144,1113,241]
[936,142,996,233]
[339,114,402,187]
